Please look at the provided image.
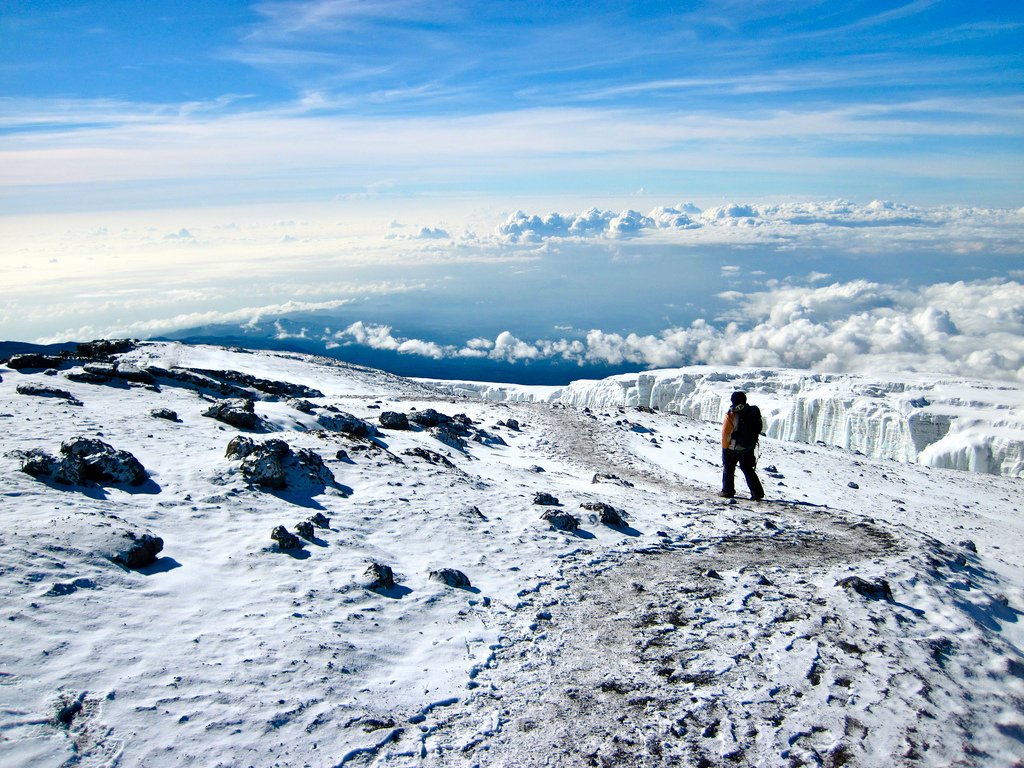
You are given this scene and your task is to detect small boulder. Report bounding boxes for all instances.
[150,408,179,422]
[409,408,450,428]
[847,481,860,489]
[225,435,257,460]
[294,520,316,540]
[836,576,893,601]
[541,509,580,531]
[271,525,303,551]
[203,398,259,430]
[111,532,164,568]
[580,501,626,527]
[504,418,520,431]
[364,562,395,590]
[379,411,410,430]
[309,512,330,528]
[429,568,472,588]
[241,449,287,489]
[592,472,634,488]
[431,425,467,451]
[533,492,560,506]
[958,540,978,553]
[290,398,316,414]
[60,437,148,485]
[317,410,377,437]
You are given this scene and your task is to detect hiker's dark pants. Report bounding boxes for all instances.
[722,448,764,498]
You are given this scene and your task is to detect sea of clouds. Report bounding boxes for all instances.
[8,199,1022,383]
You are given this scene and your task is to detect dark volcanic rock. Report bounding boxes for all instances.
[409,408,450,428]
[75,339,137,358]
[203,398,260,429]
[429,568,472,588]
[533,492,560,506]
[225,435,257,460]
[294,520,316,540]
[60,437,148,485]
[402,447,456,468]
[110,532,164,568]
[184,367,323,400]
[503,418,520,431]
[592,472,634,487]
[16,383,82,405]
[379,411,411,430]
[317,409,377,437]
[364,562,395,590]
[309,512,331,528]
[580,501,627,527]
[6,353,64,370]
[431,425,468,451]
[271,525,303,551]
[836,576,894,601]
[541,509,580,532]
[229,438,335,491]
[150,408,179,422]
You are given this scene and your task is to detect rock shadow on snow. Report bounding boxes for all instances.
[137,556,183,575]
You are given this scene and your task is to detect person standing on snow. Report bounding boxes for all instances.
[719,390,765,500]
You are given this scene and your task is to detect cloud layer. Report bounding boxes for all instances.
[325,278,1024,382]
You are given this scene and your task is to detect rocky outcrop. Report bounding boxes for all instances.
[6,353,64,370]
[317,408,378,437]
[226,438,335,492]
[21,438,148,487]
[379,411,411,430]
[203,398,261,430]
[16,383,82,406]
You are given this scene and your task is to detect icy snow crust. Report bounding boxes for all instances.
[429,368,1024,478]
[0,342,1022,767]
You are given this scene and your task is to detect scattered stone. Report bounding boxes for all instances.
[229,438,335,491]
[309,512,330,528]
[847,481,860,489]
[294,520,316,540]
[379,411,411,430]
[504,418,520,431]
[528,465,545,473]
[271,525,303,551]
[402,447,456,468]
[364,562,395,590]
[836,576,893,601]
[111,532,164,568]
[541,509,580,531]
[6,353,64,370]
[150,408,179,422]
[317,409,377,437]
[580,501,627,527]
[16,383,82,406]
[203,398,260,430]
[289,398,316,414]
[225,435,257,460]
[704,569,723,580]
[60,437,148,485]
[409,408,450,428]
[429,568,472,588]
[958,540,978,553]
[335,449,349,461]
[431,425,467,451]
[55,695,85,727]
[533,492,560,506]
[592,472,634,487]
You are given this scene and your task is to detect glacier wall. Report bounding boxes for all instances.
[428,368,1024,478]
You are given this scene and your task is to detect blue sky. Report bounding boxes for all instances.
[2,0,1022,209]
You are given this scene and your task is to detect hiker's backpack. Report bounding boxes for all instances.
[730,404,762,451]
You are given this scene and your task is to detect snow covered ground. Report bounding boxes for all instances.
[1,341,1022,767]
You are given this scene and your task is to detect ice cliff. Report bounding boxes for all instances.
[428,368,1024,478]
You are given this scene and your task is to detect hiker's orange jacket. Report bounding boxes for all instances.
[721,410,735,449]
